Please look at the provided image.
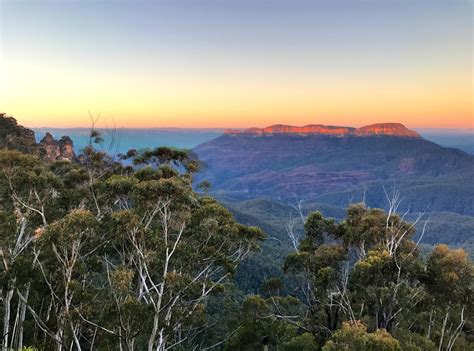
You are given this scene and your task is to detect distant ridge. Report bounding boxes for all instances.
[225,122,421,138]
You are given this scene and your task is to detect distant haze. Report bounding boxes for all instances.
[33,127,474,155]
[415,128,474,154]
[33,128,224,153]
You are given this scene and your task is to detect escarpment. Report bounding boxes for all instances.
[225,122,421,138]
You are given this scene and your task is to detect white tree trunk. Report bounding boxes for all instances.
[2,288,14,350]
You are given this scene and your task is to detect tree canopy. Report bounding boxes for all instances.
[0,136,264,350]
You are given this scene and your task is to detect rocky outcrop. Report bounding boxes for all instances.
[0,113,38,153]
[354,123,421,138]
[38,133,76,161]
[225,122,421,138]
[0,113,76,161]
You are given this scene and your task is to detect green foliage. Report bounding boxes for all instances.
[0,146,263,350]
[274,205,473,350]
[322,321,401,351]
[225,295,301,351]
[394,330,437,351]
[425,244,473,303]
[282,333,317,351]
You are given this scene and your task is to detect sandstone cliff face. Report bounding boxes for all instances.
[0,113,76,161]
[38,132,76,161]
[225,122,421,138]
[355,123,421,138]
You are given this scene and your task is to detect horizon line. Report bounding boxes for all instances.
[29,125,474,132]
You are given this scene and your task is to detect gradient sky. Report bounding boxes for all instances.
[0,0,472,128]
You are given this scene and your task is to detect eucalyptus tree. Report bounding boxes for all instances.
[101,148,264,350]
[0,135,264,350]
[275,204,473,350]
[0,150,62,350]
[423,245,473,350]
[322,321,401,351]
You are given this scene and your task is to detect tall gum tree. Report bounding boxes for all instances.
[0,136,264,350]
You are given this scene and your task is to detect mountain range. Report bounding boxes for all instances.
[194,123,474,266]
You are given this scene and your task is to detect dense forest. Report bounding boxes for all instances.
[0,131,472,350]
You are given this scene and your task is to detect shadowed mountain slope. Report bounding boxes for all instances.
[194,133,474,215]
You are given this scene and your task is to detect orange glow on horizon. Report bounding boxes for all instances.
[1,52,472,130]
[1,0,472,130]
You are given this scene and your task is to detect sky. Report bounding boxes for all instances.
[0,0,472,128]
